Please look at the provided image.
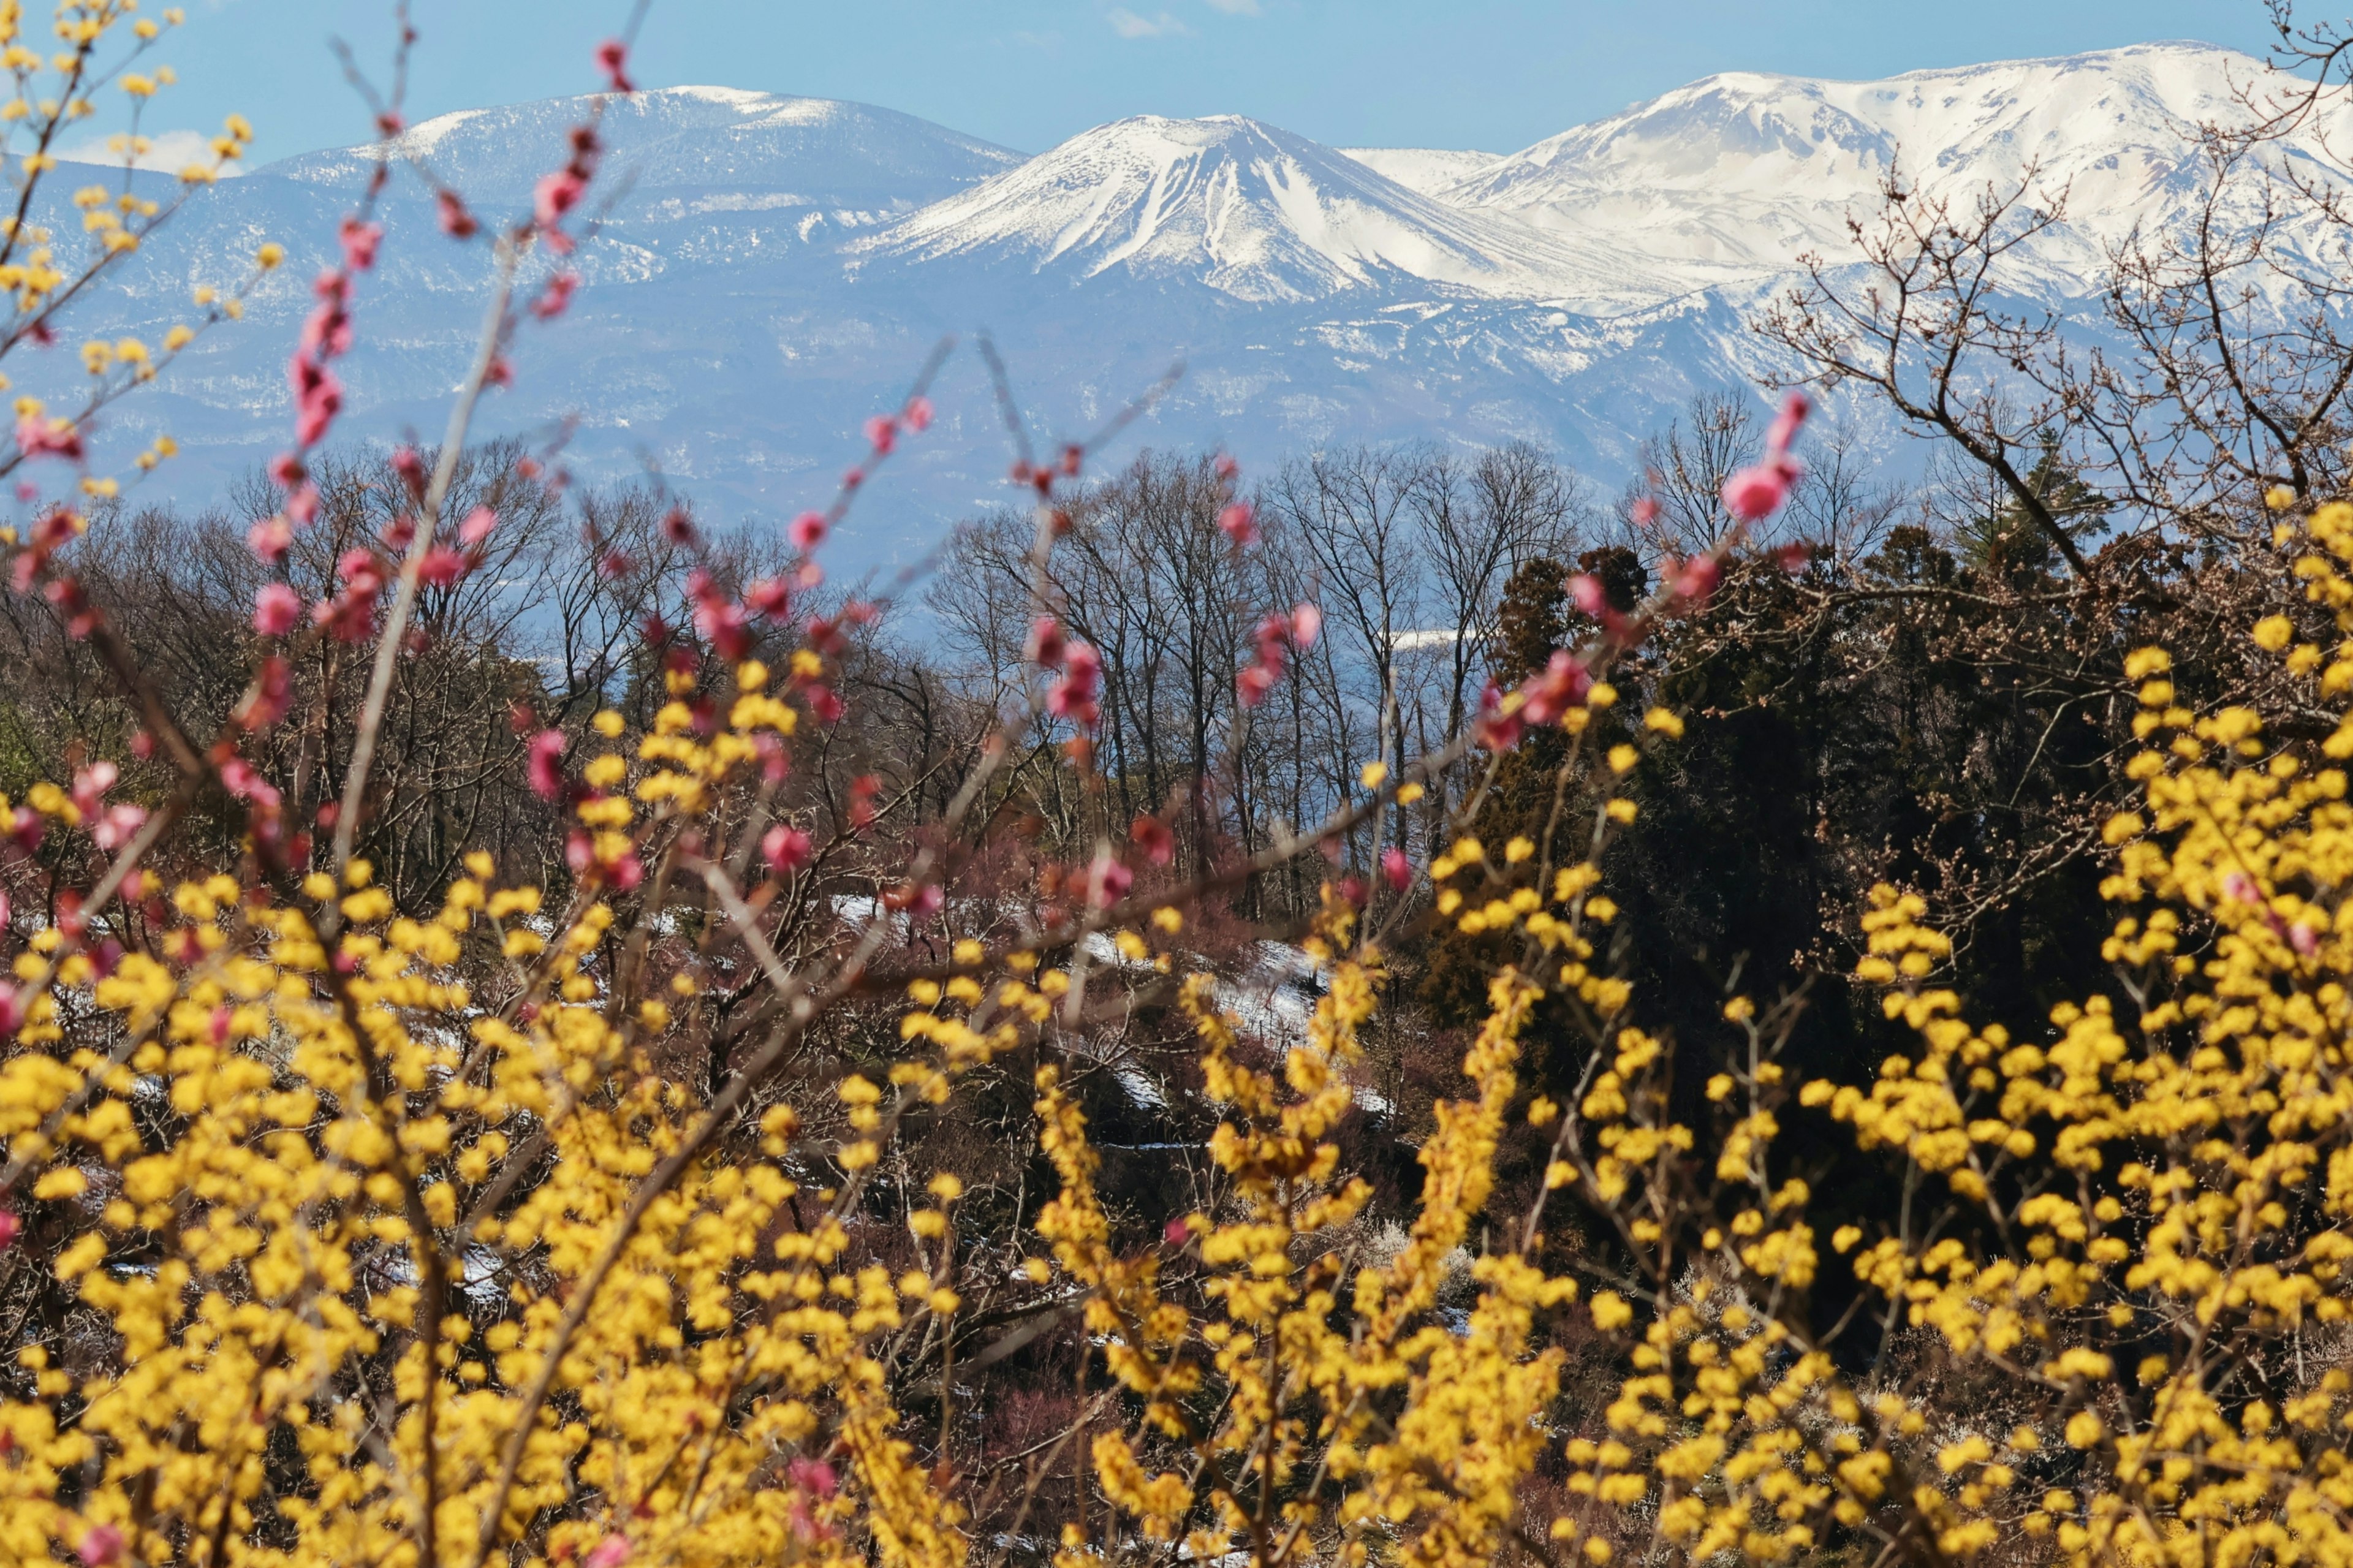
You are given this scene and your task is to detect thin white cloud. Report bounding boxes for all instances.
[55,128,243,177]
[1205,0,1260,13]
[1108,8,1191,38]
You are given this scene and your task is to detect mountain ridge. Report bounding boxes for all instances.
[34,39,2317,572]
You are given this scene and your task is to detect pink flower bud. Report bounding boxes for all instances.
[584,1535,630,1568]
[902,395,934,432]
[763,824,813,875]
[1721,460,1795,524]
[1131,814,1173,866]
[788,1456,838,1498]
[79,1525,124,1567]
[1086,850,1133,908]
[1217,502,1257,547]
[527,730,566,800]
[1765,390,1811,457]
[789,512,827,553]
[1381,846,1411,892]
[1026,616,1067,668]
[595,38,635,93]
[252,583,302,637]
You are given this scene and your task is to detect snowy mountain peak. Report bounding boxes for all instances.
[1446,42,2303,277]
[268,87,1022,216]
[852,112,1607,304]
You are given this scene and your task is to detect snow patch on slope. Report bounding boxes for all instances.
[1336,146,1501,197]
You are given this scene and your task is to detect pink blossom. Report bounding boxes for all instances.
[0,1206,15,1251]
[531,271,578,320]
[745,577,790,617]
[1721,459,1796,525]
[1236,664,1276,708]
[902,395,934,432]
[1086,850,1133,907]
[218,757,280,811]
[1629,496,1659,528]
[460,506,498,547]
[789,1456,838,1499]
[789,512,827,552]
[436,189,479,239]
[1765,390,1811,457]
[1047,642,1101,728]
[248,516,293,564]
[1381,846,1411,892]
[2292,922,2321,956]
[864,415,898,455]
[290,359,343,447]
[534,169,586,231]
[692,590,749,662]
[1217,501,1257,547]
[594,36,635,93]
[1569,574,1611,619]
[1131,814,1173,866]
[237,655,292,732]
[1025,615,1067,668]
[338,548,387,597]
[806,685,844,725]
[1672,553,1721,605]
[77,1524,123,1567]
[15,412,81,462]
[420,547,468,588]
[2222,871,2260,905]
[338,218,382,272]
[252,583,302,637]
[1472,680,1523,752]
[763,824,813,874]
[1518,650,1591,726]
[585,1537,629,1568]
[526,730,567,801]
[1164,1215,1193,1246]
[1289,602,1321,650]
[1214,453,1240,481]
[70,761,117,819]
[91,802,146,852]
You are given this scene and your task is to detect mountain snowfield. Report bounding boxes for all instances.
[44,40,2340,571]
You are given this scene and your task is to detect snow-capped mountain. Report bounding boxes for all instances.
[1445,42,2330,284]
[39,42,2330,575]
[852,115,1637,305]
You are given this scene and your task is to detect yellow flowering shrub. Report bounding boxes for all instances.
[17,10,2353,1568]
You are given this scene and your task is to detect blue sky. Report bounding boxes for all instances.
[124,0,2283,166]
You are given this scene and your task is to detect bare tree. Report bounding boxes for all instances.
[1753,169,2097,577]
